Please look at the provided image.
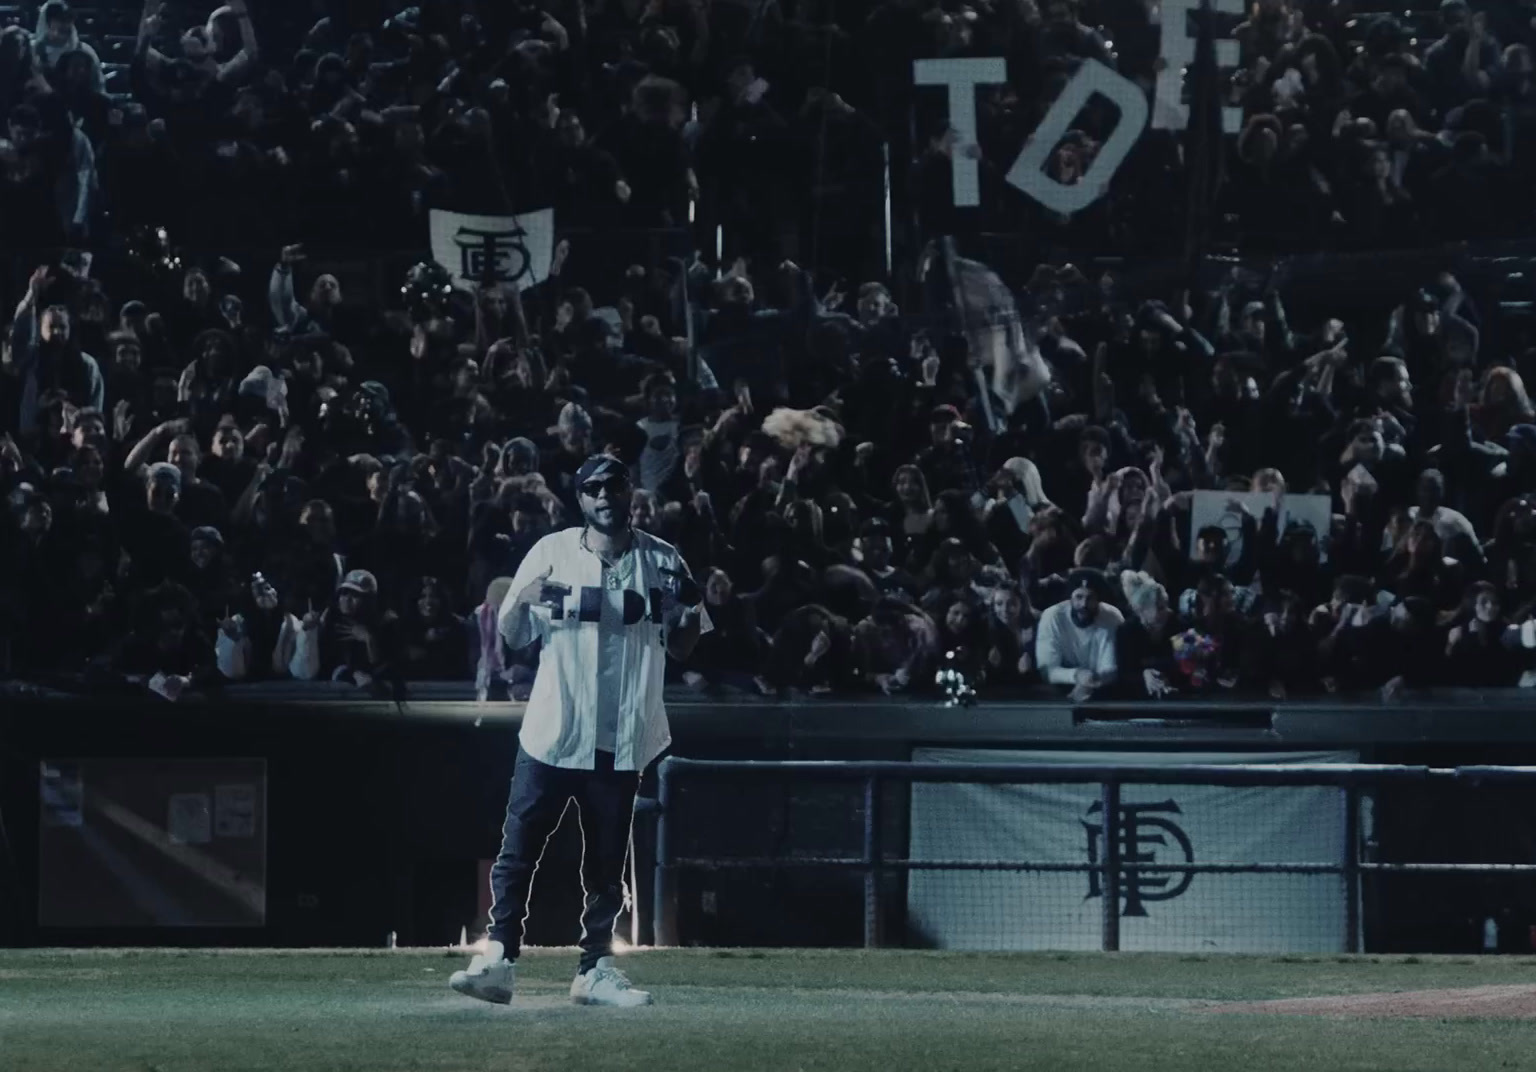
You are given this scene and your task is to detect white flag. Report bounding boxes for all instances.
[950,255,1051,421]
[429,208,555,292]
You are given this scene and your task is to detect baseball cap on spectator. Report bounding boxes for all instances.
[930,404,961,425]
[190,526,224,547]
[575,453,630,487]
[338,569,378,596]
[1505,425,1536,456]
[1066,567,1111,600]
[359,381,392,409]
[146,462,181,489]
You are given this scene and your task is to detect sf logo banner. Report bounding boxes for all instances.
[429,208,555,292]
[1082,799,1195,917]
[914,0,1242,213]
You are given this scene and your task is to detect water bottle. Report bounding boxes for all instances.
[1483,916,1498,953]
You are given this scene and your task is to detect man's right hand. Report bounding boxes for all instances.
[280,244,305,266]
[516,566,565,609]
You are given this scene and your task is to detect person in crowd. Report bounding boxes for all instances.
[1036,568,1122,702]
[400,576,469,681]
[291,568,399,689]
[681,567,765,691]
[1442,581,1524,687]
[1116,570,1178,699]
[984,584,1038,686]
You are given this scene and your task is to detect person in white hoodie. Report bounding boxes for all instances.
[34,1,104,94]
[450,454,709,1009]
[1035,567,1123,702]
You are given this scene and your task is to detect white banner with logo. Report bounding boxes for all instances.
[1189,491,1332,567]
[429,208,554,291]
[907,749,1358,952]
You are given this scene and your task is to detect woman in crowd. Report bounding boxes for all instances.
[400,576,469,681]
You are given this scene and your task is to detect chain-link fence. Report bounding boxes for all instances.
[652,759,1536,954]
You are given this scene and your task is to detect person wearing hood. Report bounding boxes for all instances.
[541,401,594,512]
[34,1,103,95]
[186,524,240,626]
[6,102,99,245]
[341,380,413,457]
[233,364,289,430]
[1385,286,1480,385]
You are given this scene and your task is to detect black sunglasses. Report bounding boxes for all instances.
[580,477,628,497]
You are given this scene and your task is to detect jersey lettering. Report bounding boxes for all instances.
[578,586,604,623]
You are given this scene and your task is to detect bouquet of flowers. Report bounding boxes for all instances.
[1171,629,1220,688]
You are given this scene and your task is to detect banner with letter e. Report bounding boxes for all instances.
[430,208,554,291]
[907,749,1359,952]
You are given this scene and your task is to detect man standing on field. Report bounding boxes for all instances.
[450,454,709,1008]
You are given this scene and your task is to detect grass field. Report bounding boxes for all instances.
[6,947,1536,1071]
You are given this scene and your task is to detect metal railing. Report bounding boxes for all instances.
[650,759,1536,952]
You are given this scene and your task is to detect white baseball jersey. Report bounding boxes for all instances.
[498,526,712,771]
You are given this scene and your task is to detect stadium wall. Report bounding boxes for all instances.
[4,692,1536,951]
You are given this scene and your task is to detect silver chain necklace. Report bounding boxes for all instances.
[582,527,635,590]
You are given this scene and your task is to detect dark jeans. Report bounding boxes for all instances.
[487,746,641,973]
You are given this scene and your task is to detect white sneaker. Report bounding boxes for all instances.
[449,940,516,1005]
[570,956,653,1007]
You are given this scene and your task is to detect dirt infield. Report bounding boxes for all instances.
[1209,984,1536,1019]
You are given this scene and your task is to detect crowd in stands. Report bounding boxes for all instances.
[2,0,1536,704]
[915,0,1536,257]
